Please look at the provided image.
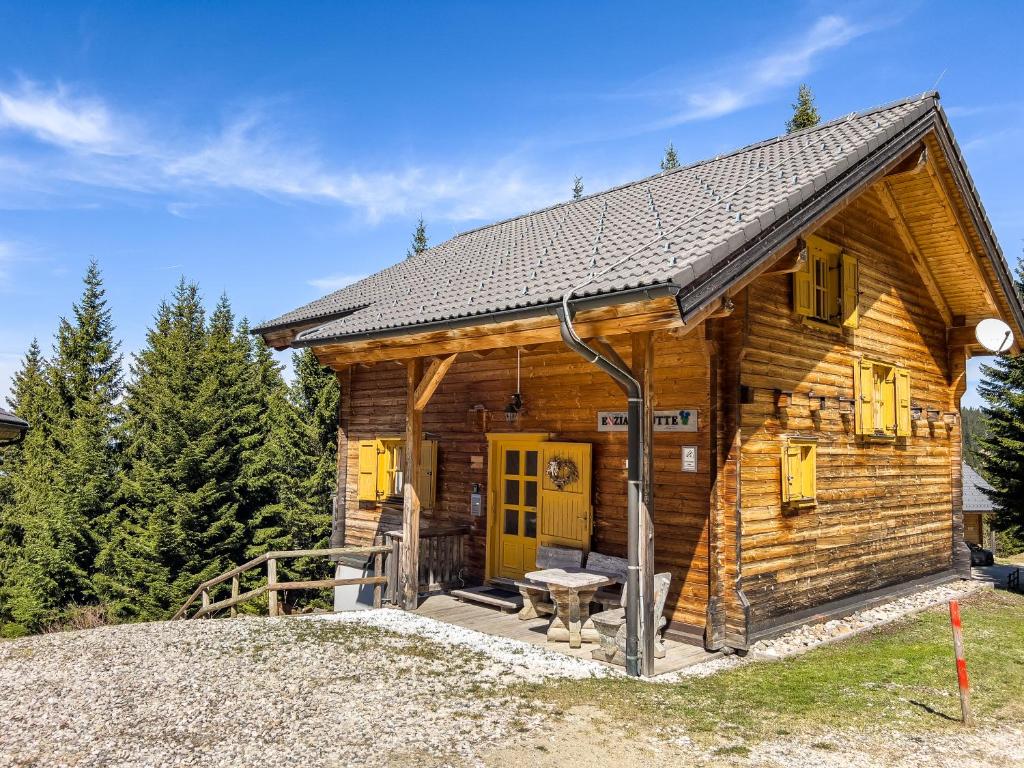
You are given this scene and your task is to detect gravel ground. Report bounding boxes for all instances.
[0,614,561,768]
[0,580,1012,768]
[747,579,987,660]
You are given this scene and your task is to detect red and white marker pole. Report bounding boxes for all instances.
[949,599,973,726]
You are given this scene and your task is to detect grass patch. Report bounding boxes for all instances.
[527,590,1024,743]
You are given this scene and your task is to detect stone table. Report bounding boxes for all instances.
[523,568,614,648]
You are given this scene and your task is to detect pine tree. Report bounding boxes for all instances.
[978,262,1024,553]
[572,176,584,200]
[786,84,821,133]
[660,142,680,171]
[99,281,246,619]
[407,217,428,259]
[287,348,338,549]
[0,341,89,634]
[50,261,124,574]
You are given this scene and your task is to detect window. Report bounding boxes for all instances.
[854,359,911,438]
[781,438,817,509]
[793,234,859,329]
[356,438,438,506]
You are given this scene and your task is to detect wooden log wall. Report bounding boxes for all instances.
[334,330,713,631]
[732,185,959,636]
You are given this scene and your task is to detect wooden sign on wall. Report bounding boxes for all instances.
[597,409,699,432]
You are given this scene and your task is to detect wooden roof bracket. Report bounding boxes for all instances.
[874,180,954,327]
[922,150,999,314]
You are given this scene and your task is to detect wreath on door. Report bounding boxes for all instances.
[546,456,580,490]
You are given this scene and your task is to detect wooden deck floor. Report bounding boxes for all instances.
[414,593,717,676]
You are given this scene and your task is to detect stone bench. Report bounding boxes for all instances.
[591,572,672,665]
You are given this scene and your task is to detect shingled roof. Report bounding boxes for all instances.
[962,462,995,513]
[255,92,1022,346]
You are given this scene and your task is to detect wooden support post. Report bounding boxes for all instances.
[331,367,351,549]
[704,323,727,650]
[201,589,210,618]
[632,332,656,677]
[401,358,425,610]
[230,576,239,617]
[267,557,279,617]
[949,600,973,726]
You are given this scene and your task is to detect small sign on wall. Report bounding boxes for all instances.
[681,446,698,472]
[597,409,699,432]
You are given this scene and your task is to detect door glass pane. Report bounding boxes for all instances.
[504,479,519,505]
[505,450,520,475]
[524,511,537,538]
[524,450,538,477]
[524,480,537,508]
[504,509,519,535]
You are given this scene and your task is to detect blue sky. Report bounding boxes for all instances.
[0,1,1021,407]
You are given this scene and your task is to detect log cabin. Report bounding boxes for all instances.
[255,93,1023,676]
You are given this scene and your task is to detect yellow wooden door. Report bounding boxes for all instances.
[538,442,592,552]
[496,443,542,580]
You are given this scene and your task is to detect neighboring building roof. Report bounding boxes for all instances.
[0,408,28,430]
[963,462,995,513]
[255,92,1024,347]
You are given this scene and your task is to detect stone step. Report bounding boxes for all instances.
[449,585,523,613]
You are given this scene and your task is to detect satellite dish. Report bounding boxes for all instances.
[975,318,1015,353]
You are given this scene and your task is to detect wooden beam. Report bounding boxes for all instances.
[631,331,656,677]
[947,324,980,349]
[874,181,954,326]
[311,298,683,368]
[761,246,807,275]
[882,145,927,181]
[413,353,458,411]
[592,337,630,375]
[923,153,998,313]
[401,358,424,610]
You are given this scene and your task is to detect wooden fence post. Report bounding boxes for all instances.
[267,557,279,617]
[373,550,383,608]
[201,589,210,618]
[949,599,973,726]
[230,576,240,617]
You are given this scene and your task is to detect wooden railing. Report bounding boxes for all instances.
[173,545,389,620]
[384,525,470,604]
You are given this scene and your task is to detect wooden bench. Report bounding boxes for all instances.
[515,545,583,619]
[590,572,672,665]
[584,552,628,612]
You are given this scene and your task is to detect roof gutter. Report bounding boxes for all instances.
[288,282,682,349]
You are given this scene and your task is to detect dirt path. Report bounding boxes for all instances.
[483,705,1024,768]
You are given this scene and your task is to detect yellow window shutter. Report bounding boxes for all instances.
[802,444,816,501]
[416,439,438,509]
[357,440,380,501]
[855,360,874,436]
[376,441,393,499]
[840,251,859,328]
[895,368,912,437]
[781,443,799,505]
[793,247,813,317]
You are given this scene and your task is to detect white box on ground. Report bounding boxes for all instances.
[333,555,377,612]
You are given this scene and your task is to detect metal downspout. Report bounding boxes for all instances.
[556,305,643,677]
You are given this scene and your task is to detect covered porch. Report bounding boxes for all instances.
[414,592,718,676]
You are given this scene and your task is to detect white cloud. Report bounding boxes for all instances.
[0,80,124,152]
[654,15,868,127]
[0,85,578,224]
[308,273,367,292]
[0,241,19,290]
